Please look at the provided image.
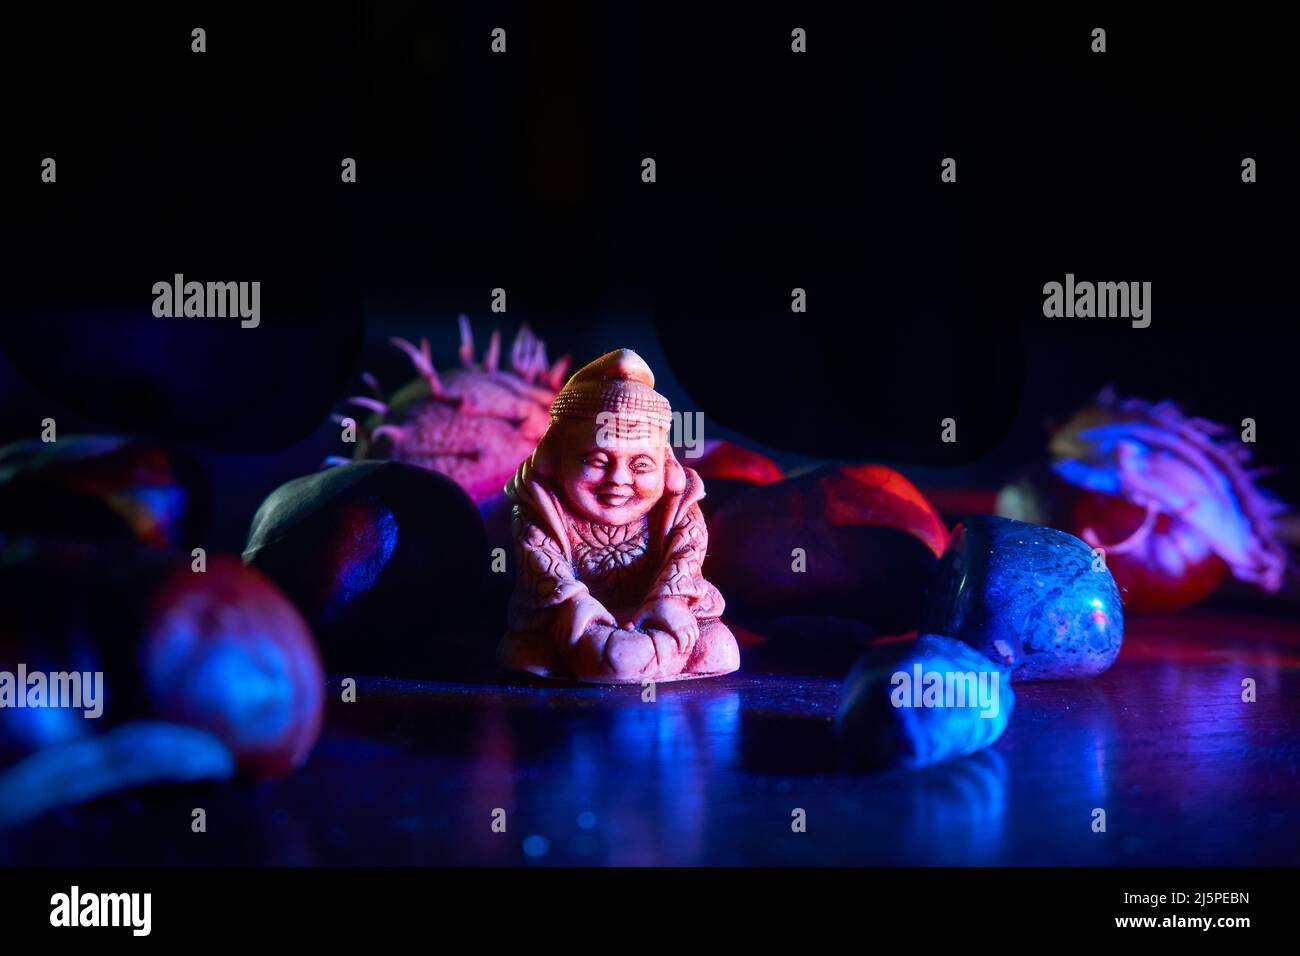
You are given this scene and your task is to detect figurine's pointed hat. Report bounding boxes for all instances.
[549,348,673,430]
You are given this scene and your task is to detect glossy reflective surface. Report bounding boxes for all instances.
[3,609,1298,865]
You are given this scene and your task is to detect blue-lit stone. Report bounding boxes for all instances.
[837,634,1014,770]
[243,461,488,675]
[921,515,1124,681]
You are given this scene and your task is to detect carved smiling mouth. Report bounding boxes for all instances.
[595,491,632,508]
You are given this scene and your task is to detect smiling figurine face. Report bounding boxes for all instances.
[537,348,676,527]
[553,418,667,526]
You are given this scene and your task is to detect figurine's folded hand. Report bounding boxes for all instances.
[632,597,699,655]
[553,593,616,647]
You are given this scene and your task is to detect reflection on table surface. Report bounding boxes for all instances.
[3,609,1298,865]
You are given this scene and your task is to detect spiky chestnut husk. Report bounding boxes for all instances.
[998,388,1289,613]
[329,317,570,505]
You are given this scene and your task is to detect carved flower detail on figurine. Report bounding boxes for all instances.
[572,522,649,576]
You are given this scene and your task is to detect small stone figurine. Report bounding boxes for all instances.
[498,349,740,683]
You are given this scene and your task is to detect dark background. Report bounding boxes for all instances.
[1,2,1298,879]
[1,2,1296,554]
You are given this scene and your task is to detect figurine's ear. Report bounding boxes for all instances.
[663,446,687,495]
[531,425,556,477]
